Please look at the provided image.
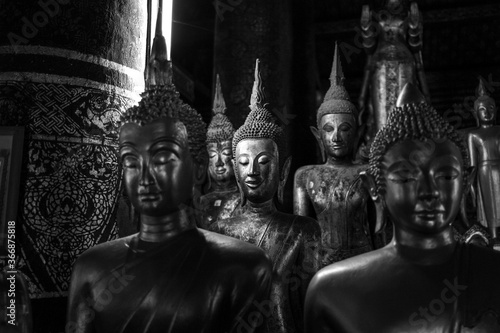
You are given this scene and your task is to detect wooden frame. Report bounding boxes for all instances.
[0,126,24,255]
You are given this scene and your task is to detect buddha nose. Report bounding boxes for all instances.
[215,154,224,167]
[332,128,341,142]
[248,159,260,176]
[139,161,155,186]
[417,175,439,202]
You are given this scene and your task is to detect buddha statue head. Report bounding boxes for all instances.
[119,65,207,218]
[206,74,236,191]
[361,83,472,235]
[312,42,359,163]
[473,77,497,126]
[232,59,291,206]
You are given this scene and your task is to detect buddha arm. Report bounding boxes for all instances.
[66,262,95,333]
[293,170,311,217]
[467,133,478,205]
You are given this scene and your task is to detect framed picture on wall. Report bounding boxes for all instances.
[0,126,24,255]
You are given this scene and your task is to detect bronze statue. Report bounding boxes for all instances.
[66,13,272,333]
[294,43,373,266]
[358,0,430,159]
[198,74,241,229]
[467,77,500,247]
[305,83,500,332]
[210,59,321,333]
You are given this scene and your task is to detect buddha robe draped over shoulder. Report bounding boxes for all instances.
[67,228,272,333]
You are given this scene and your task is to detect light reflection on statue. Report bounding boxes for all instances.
[305,83,500,332]
[198,74,241,229]
[294,43,373,267]
[357,0,430,159]
[210,59,321,333]
[467,77,500,247]
[66,11,272,333]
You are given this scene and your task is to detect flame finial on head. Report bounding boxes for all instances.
[207,74,234,143]
[250,59,269,111]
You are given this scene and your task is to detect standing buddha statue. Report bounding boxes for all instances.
[210,59,321,333]
[358,0,430,158]
[198,74,240,229]
[294,43,374,267]
[467,77,500,248]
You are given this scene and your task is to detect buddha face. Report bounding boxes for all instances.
[235,138,279,203]
[475,97,497,124]
[119,118,194,217]
[320,114,357,160]
[207,140,235,186]
[382,138,464,234]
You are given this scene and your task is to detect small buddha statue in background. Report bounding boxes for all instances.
[305,83,500,333]
[66,16,272,333]
[357,0,430,159]
[467,77,500,247]
[198,74,240,229]
[210,59,321,333]
[294,43,373,267]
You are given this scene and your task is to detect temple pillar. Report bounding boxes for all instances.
[0,0,146,317]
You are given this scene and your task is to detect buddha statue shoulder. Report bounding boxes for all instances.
[305,83,500,333]
[210,59,321,333]
[357,0,430,158]
[66,20,272,333]
[294,43,374,267]
[198,74,241,229]
[467,77,500,247]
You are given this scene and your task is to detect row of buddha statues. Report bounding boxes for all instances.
[63,1,500,332]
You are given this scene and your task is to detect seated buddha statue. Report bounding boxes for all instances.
[198,74,241,229]
[209,59,321,333]
[294,43,374,267]
[305,83,500,332]
[467,77,500,247]
[66,21,272,333]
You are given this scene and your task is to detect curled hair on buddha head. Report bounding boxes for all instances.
[207,74,235,144]
[316,42,358,128]
[232,59,286,169]
[368,83,470,196]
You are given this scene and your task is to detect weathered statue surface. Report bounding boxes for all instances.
[305,83,500,332]
[210,60,321,333]
[198,75,241,229]
[467,77,500,246]
[66,22,272,332]
[294,43,373,266]
[358,0,430,158]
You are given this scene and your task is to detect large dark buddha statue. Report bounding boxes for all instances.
[210,59,321,333]
[467,77,500,247]
[198,75,240,229]
[294,43,374,267]
[66,22,272,333]
[305,83,500,332]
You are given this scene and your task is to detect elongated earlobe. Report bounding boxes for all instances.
[310,126,326,163]
[278,156,292,205]
[232,159,246,207]
[360,171,386,233]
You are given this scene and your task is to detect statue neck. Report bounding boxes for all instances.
[212,179,237,192]
[326,155,353,166]
[244,199,277,216]
[394,226,457,265]
[480,122,495,129]
[139,209,197,243]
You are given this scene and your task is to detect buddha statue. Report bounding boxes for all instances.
[294,43,374,267]
[305,83,500,332]
[198,74,241,229]
[66,16,272,333]
[209,59,321,333]
[467,77,500,247]
[357,0,430,159]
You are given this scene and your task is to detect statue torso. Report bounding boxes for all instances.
[198,188,241,229]
[67,229,272,333]
[296,163,372,263]
[469,126,500,163]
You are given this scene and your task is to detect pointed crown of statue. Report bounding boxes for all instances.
[316,42,358,127]
[368,83,469,195]
[206,74,235,143]
[474,76,497,110]
[119,2,206,164]
[232,59,285,167]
